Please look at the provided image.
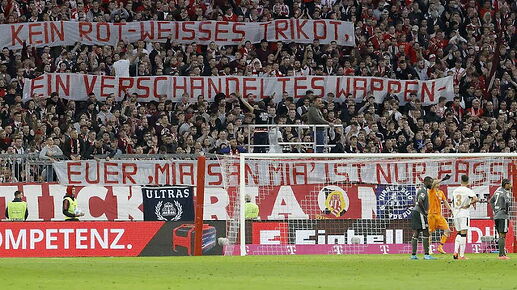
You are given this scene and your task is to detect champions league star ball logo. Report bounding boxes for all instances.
[155,201,183,221]
[317,186,350,218]
[376,185,415,219]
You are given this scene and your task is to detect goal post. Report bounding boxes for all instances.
[218,153,517,256]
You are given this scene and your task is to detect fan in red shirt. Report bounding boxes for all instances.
[466,99,484,117]
[428,31,449,55]
[222,7,238,22]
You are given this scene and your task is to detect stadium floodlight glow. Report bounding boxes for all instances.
[216,153,517,256]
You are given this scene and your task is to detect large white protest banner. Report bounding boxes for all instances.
[1,20,355,49]
[23,73,454,105]
[52,158,512,187]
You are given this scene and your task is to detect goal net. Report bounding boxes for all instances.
[217,153,517,256]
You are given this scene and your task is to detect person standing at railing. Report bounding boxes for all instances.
[5,190,28,221]
[39,137,63,181]
[219,138,247,155]
[306,97,333,153]
[238,92,271,153]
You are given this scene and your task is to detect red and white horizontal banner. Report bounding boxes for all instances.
[1,20,355,49]
[0,183,499,222]
[24,73,454,105]
[53,158,511,187]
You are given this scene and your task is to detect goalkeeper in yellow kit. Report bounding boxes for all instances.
[428,174,453,254]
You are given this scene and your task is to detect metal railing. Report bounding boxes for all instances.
[242,124,343,153]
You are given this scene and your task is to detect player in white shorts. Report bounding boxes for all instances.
[452,175,478,260]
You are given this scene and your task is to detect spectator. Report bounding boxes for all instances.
[307,97,334,153]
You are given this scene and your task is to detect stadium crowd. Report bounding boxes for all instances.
[0,0,516,166]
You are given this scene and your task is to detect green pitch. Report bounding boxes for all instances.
[1,254,516,290]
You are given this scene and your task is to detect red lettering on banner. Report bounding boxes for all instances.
[113,23,126,40]
[376,164,391,184]
[84,75,97,94]
[174,22,180,40]
[394,163,410,184]
[454,161,469,182]
[292,163,308,185]
[322,163,330,183]
[198,21,211,41]
[140,21,155,40]
[333,164,350,183]
[182,21,195,41]
[67,162,82,184]
[245,163,260,185]
[10,24,23,46]
[289,19,295,39]
[242,78,257,97]
[352,163,365,183]
[96,22,110,42]
[489,162,504,183]
[269,163,285,185]
[472,162,487,184]
[30,75,45,96]
[310,77,324,96]
[313,20,327,39]
[370,78,384,95]
[179,163,194,185]
[157,21,171,39]
[43,22,50,43]
[118,78,134,96]
[437,161,453,180]
[190,77,204,98]
[85,162,99,184]
[50,22,65,42]
[295,20,309,39]
[207,78,221,99]
[56,74,70,96]
[277,78,289,94]
[353,78,367,98]
[214,22,229,42]
[225,77,239,96]
[259,22,271,40]
[104,163,119,184]
[335,78,350,98]
[231,23,246,42]
[412,162,426,183]
[79,22,93,41]
[122,163,137,184]
[403,80,418,101]
[259,78,266,99]
[136,77,151,99]
[274,20,289,39]
[421,81,435,103]
[154,163,170,185]
[387,80,401,94]
[207,164,222,186]
[284,163,291,185]
[28,23,43,45]
[47,74,52,96]
[294,77,308,98]
[100,76,115,97]
[153,77,168,98]
[329,21,341,40]
[173,77,187,98]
